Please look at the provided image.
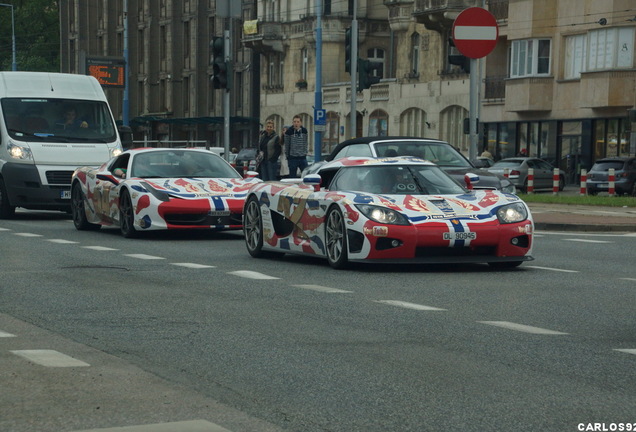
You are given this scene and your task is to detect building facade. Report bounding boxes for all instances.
[60,0,260,148]
[60,0,636,184]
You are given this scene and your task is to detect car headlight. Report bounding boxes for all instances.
[110,146,123,158]
[355,204,410,226]
[140,181,171,202]
[8,142,33,160]
[496,202,528,224]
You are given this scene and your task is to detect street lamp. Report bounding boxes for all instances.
[0,3,16,71]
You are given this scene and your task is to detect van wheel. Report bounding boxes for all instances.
[71,182,100,230]
[0,178,16,219]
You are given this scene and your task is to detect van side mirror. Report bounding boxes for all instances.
[118,125,133,149]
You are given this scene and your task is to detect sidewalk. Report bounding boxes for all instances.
[528,202,636,232]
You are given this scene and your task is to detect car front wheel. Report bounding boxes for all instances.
[71,182,100,231]
[325,206,349,269]
[119,189,137,238]
[0,177,16,219]
[244,196,265,257]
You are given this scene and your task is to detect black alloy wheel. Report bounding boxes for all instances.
[119,189,137,238]
[325,206,349,269]
[71,182,100,230]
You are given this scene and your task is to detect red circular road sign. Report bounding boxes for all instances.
[452,7,499,59]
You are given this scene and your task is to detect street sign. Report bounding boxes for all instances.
[314,109,326,132]
[452,7,498,59]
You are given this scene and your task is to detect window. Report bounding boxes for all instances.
[410,33,420,76]
[400,108,427,137]
[588,27,634,71]
[510,39,551,77]
[564,34,586,79]
[367,48,385,79]
[368,110,389,137]
[183,21,190,59]
[301,48,308,80]
[440,106,468,152]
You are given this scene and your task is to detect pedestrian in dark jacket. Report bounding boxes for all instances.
[284,115,309,178]
[258,120,281,181]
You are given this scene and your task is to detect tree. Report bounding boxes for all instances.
[0,0,60,72]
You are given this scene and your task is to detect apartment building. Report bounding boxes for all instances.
[60,0,635,183]
[59,0,260,148]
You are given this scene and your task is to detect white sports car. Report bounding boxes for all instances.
[244,157,534,269]
[71,148,260,237]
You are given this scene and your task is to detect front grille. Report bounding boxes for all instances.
[46,170,73,185]
[165,212,242,226]
[415,246,496,257]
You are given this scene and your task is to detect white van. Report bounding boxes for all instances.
[0,72,123,217]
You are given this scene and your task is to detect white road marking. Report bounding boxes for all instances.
[47,239,79,244]
[171,263,216,269]
[292,284,353,293]
[375,300,447,311]
[0,330,16,337]
[614,349,636,355]
[124,254,165,260]
[478,321,568,335]
[228,270,279,280]
[563,238,612,244]
[10,350,90,367]
[0,227,10,231]
[526,265,578,273]
[619,278,636,282]
[69,419,232,432]
[14,232,42,237]
[82,246,119,251]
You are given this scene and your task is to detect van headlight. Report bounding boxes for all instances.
[355,204,410,225]
[110,147,123,157]
[8,142,33,160]
[496,202,528,224]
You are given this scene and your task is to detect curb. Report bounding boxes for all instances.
[535,222,636,232]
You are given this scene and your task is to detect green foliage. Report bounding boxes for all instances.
[518,192,636,207]
[0,0,59,72]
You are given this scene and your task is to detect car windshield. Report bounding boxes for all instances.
[130,150,241,179]
[330,165,466,195]
[492,159,524,168]
[1,97,117,142]
[372,141,472,168]
[591,161,625,171]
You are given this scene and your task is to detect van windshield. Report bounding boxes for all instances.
[1,98,117,142]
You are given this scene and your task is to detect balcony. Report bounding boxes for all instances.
[578,70,636,109]
[484,75,506,101]
[384,0,415,32]
[413,0,477,32]
[504,77,553,112]
[241,20,284,53]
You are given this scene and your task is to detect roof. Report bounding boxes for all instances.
[320,156,436,170]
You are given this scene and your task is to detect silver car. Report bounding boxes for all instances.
[486,157,565,193]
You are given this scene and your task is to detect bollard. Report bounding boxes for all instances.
[580,169,587,196]
[527,168,534,194]
[553,168,560,195]
[608,168,615,197]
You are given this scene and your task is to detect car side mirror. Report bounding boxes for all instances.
[464,173,480,190]
[303,174,322,191]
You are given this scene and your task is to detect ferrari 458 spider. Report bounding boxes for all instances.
[243,157,534,269]
[71,148,260,237]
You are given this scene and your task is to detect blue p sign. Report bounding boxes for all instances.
[314,109,326,126]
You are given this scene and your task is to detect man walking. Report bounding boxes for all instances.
[284,115,309,177]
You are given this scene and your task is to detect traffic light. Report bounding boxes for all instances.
[357,59,382,91]
[345,27,353,74]
[210,37,228,89]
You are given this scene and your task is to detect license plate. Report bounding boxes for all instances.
[208,210,230,216]
[60,190,71,199]
[443,232,476,241]
[599,183,608,188]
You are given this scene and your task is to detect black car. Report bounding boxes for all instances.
[305,136,515,193]
[587,157,636,196]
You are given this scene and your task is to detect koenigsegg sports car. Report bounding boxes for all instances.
[244,157,534,269]
[71,148,261,237]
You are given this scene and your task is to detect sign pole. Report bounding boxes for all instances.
[469,57,478,161]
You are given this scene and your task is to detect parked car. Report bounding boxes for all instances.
[303,137,515,193]
[485,157,565,193]
[587,157,636,196]
[474,156,495,168]
[71,148,260,237]
[234,147,258,176]
[243,156,534,269]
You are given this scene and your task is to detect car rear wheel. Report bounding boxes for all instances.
[325,206,349,269]
[630,182,636,197]
[559,176,565,191]
[119,189,137,238]
[0,177,16,219]
[71,182,100,231]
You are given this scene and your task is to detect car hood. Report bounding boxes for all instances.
[137,177,260,199]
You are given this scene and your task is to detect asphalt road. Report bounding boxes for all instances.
[1,211,636,432]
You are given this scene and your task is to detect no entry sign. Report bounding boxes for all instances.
[452,7,498,59]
